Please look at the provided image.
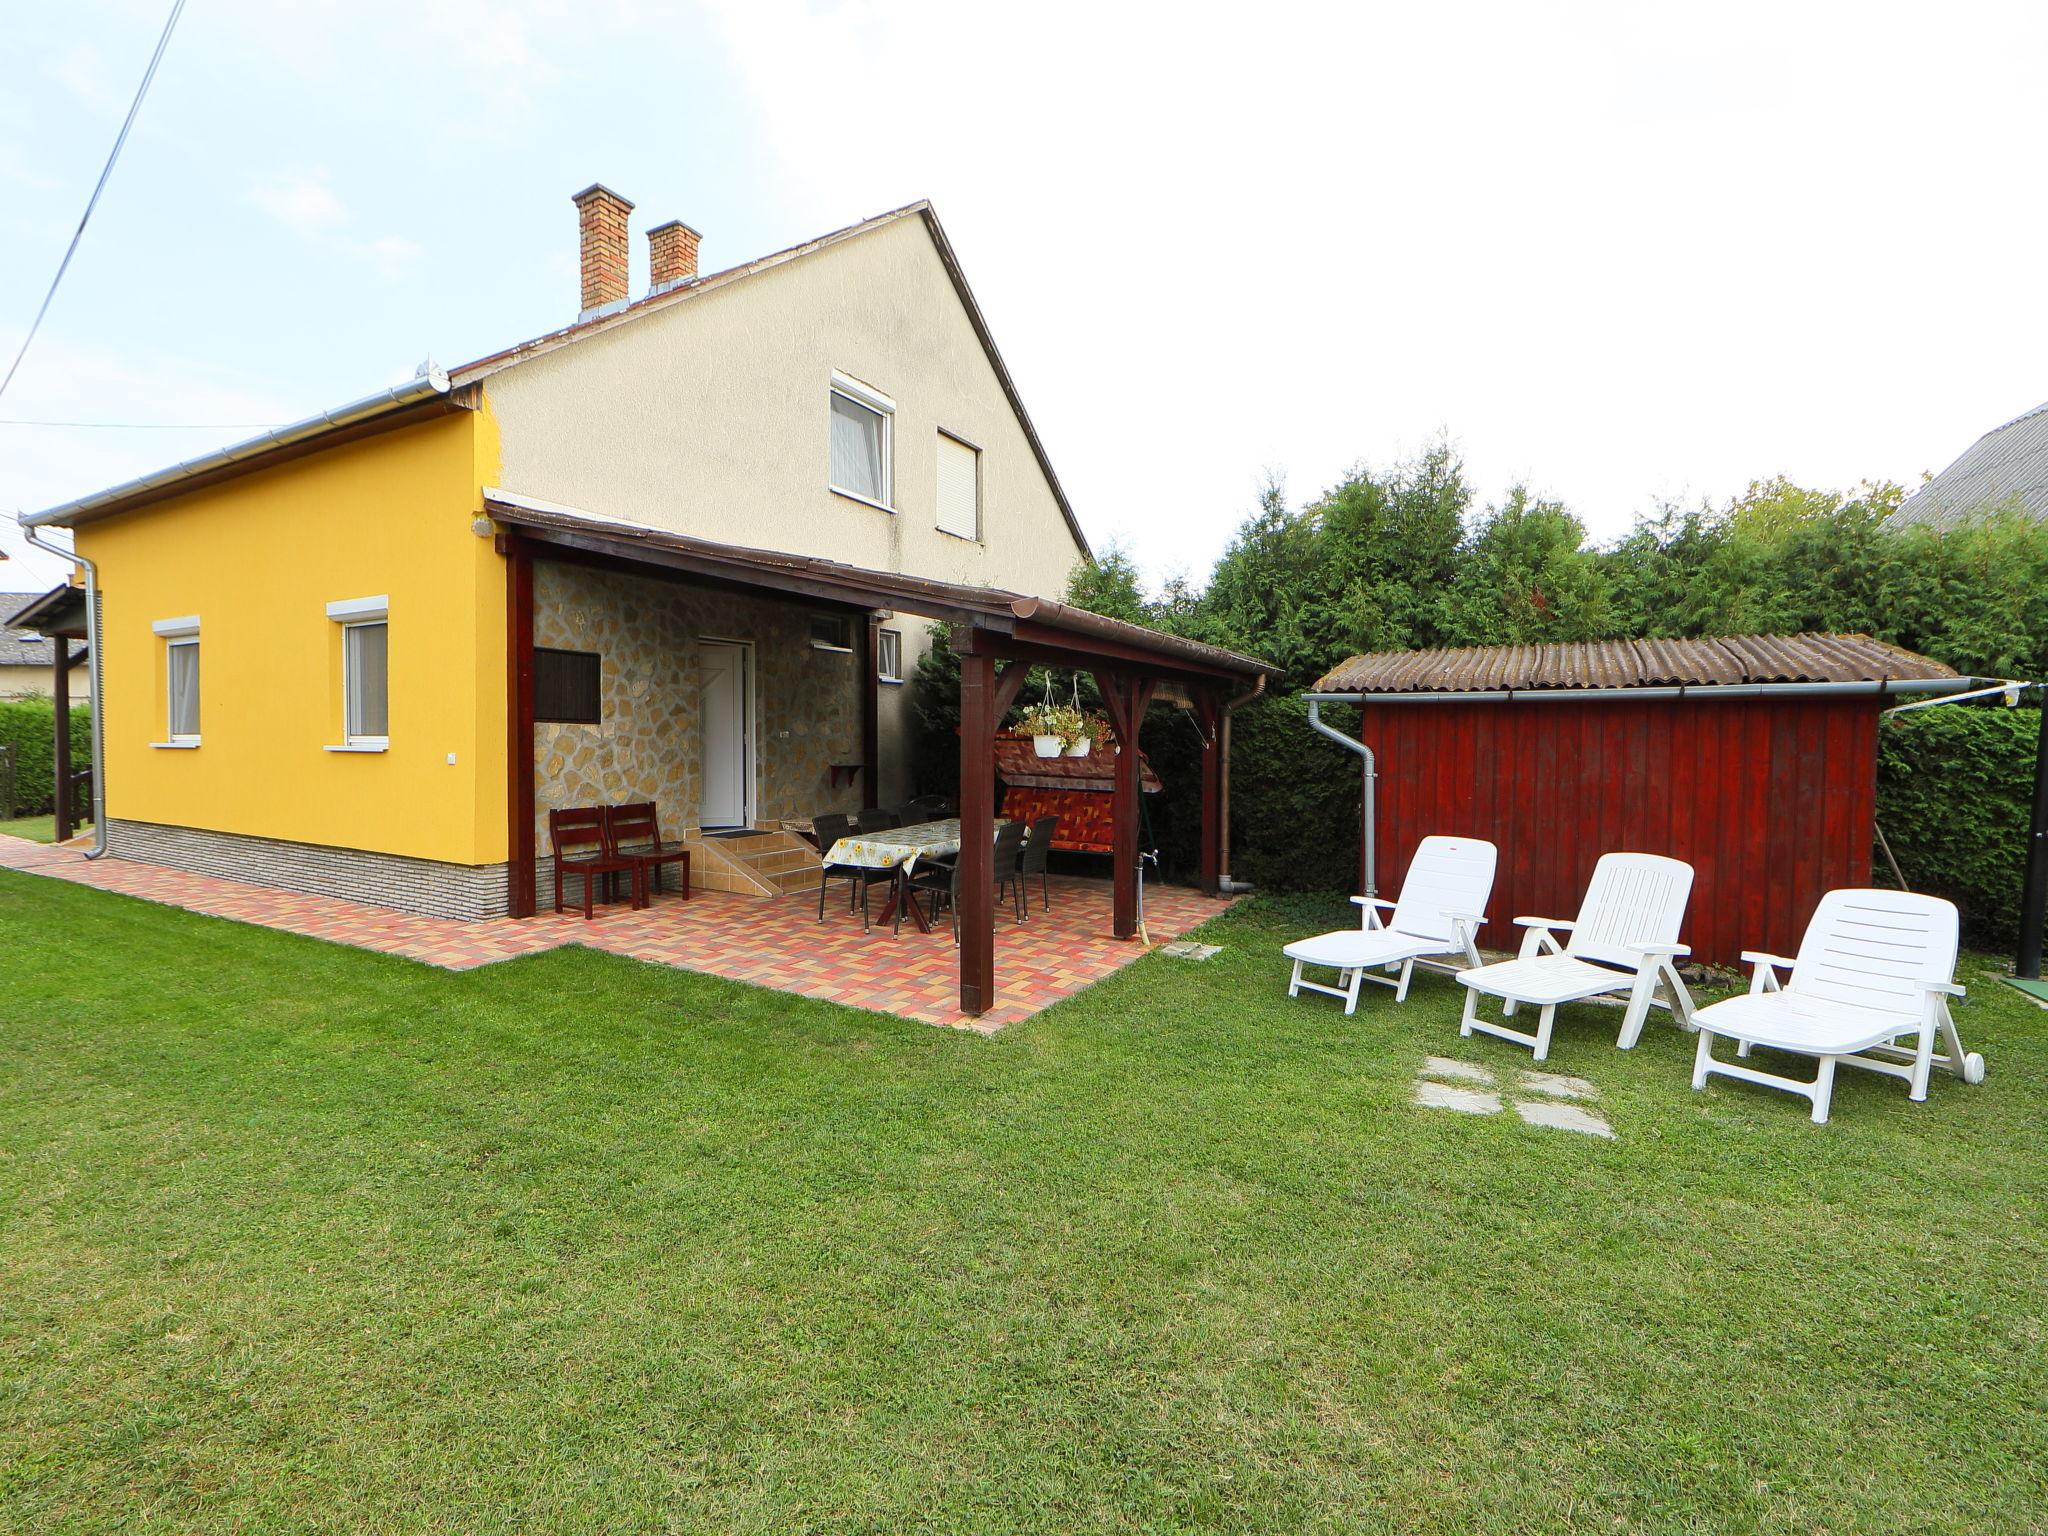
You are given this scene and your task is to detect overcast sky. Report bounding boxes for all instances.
[4,0,2045,592]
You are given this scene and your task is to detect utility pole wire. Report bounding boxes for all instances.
[0,0,189,403]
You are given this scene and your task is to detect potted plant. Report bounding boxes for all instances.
[1016,701,1066,758]
[1068,711,1108,758]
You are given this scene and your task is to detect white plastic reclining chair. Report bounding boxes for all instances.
[1690,889,1984,1125]
[1457,851,1695,1061]
[1284,836,1497,1014]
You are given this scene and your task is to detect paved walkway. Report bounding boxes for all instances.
[0,837,1231,1032]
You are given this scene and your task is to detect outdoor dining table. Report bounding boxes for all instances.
[821,817,1013,933]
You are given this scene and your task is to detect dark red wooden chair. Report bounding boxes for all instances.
[549,806,644,918]
[607,802,691,901]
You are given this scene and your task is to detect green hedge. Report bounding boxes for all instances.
[0,698,95,819]
[1139,693,1363,893]
[1875,705,2039,949]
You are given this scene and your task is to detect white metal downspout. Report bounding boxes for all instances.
[20,524,108,858]
[1216,674,1266,894]
[1306,698,1377,897]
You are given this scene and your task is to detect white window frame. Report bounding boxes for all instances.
[326,596,390,752]
[828,371,895,513]
[878,627,904,684]
[152,616,200,748]
[934,427,982,542]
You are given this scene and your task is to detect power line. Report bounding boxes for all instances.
[0,0,189,403]
[0,418,282,430]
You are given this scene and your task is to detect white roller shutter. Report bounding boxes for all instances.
[936,432,979,540]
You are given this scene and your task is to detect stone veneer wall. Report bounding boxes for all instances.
[107,818,510,920]
[533,562,864,848]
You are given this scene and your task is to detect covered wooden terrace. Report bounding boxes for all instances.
[489,494,1280,1016]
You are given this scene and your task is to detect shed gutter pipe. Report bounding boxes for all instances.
[1881,679,2029,716]
[1305,698,1376,898]
[20,524,107,859]
[1303,677,1991,707]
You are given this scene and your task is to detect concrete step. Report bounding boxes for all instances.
[737,846,821,876]
[684,829,820,898]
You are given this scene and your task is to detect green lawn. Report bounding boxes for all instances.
[3,873,2044,1534]
[0,813,88,843]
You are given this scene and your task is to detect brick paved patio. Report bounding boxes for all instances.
[0,836,1232,1032]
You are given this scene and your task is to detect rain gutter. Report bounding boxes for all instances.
[1215,673,1266,894]
[19,370,454,529]
[1305,698,1377,898]
[18,527,107,858]
[1303,677,1994,706]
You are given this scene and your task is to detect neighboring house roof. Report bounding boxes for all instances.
[22,202,1091,556]
[1313,634,1958,695]
[0,592,85,667]
[1891,399,2048,532]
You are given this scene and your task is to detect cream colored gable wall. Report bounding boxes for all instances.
[484,214,1087,602]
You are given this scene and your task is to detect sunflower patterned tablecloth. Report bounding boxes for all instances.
[822,818,1012,872]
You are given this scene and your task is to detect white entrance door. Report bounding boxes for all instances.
[698,640,753,829]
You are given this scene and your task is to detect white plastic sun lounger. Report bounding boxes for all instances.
[1456,851,1696,1061]
[1690,888,1983,1125]
[1284,836,1497,1013]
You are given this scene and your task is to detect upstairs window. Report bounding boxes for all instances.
[829,373,893,510]
[936,430,980,540]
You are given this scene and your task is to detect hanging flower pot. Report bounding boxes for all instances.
[1067,712,1107,757]
[1015,700,1071,758]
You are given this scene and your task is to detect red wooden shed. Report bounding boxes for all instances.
[1308,635,1977,967]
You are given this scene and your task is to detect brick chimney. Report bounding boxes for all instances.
[571,183,634,315]
[647,219,701,293]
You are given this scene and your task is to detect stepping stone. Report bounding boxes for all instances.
[1514,1100,1615,1139]
[1421,1056,1494,1085]
[1160,941,1220,960]
[1414,1080,1502,1115]
[1519,1069,1597,1100]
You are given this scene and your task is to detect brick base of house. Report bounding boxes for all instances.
[106,819,512,921]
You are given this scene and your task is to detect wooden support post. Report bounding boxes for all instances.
[1095,671,1155,940]
[958,646,997,1014]
[860,615,880,810]
[504,534,538,918]
[1197,690,1222,896]
[51,639,72,843]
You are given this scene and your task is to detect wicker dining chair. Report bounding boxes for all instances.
[1018,815,1060,916]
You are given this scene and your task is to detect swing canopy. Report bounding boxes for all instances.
[994,732,1162,855]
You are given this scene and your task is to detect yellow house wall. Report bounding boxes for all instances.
[75,407,509,865]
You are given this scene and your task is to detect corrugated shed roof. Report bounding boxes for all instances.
[1891,399,2048,532]
[1313,633,1957,694]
